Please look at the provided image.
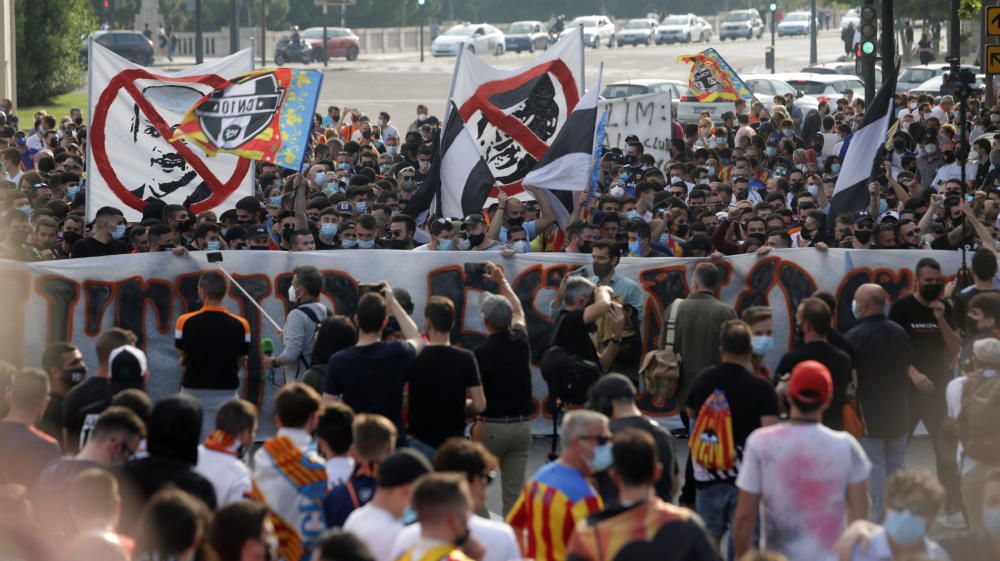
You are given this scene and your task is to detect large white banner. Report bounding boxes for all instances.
[86,44,255,222]
[598,92,673,166]
[0,249,963,433]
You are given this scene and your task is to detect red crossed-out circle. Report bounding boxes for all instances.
[458,59,580,197]
[90,68,252,216]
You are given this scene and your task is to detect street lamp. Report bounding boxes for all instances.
[418,0,425,63]
[767,2,776,74]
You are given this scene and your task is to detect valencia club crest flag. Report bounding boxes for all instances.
[676,48,753,102]
[172,68,323,171]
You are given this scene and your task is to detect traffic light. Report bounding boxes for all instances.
[859,5,877,57]
[769,3,777,12]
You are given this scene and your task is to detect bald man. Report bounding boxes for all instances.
[844,283,914,522]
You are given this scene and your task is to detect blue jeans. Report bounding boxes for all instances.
[696,483,740,539]
[860,435,908,522]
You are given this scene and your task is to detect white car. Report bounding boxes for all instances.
[616,18,658,46]
[561,16,616,48]
[802,61,884,88]
[771,72,866,103]
[742,74,820,114]
[431,23,505,57]
[897,64,981,93]
[840,8,860,32]
[655,14,713,44]
[719,9,765,41]
[777,11,816,37]
[600,78,734,124]
[909,73,986,97]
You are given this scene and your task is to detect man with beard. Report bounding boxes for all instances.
[562,221,597,254]
[489,189,557,244]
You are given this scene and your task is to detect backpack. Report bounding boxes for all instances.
[689,389,737,472]
[958,374,1000,464]
[639,349,680,403]
[291,304,330,373]
[540,314,602,411]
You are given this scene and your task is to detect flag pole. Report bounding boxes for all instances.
[444,44,465,124]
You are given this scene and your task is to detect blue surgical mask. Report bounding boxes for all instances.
[401,506,418,525]
[67,185,80,200]
[626,209,640,220]
[436,238,454,250]
[355,201,368,214]
[314,172,329,187]
[220,227,229,237]
[340,239,358,249]
[659,233,670,244]
[879,199,889,215]
[751,334,774,356]
[884,509,927,547]
[270,195,282,207]
[512,240,529,254]
[628,239,641,255]
[851,299,860,319]
[831,163,842,173]
[457,238,471,251]
[338,162,350,170]
[112,224,126,240]
[586,442,613,472]
[766,146,778,157]
[984,507,1000,539]
[386,145,399,155]
[18,205,31,218]
[619,172,629,182]
[323,184,338,197]
[807,184,818,196]
[357,238,375,249]
[205,240,221,251]
[320,223,338,238]
[379,163,392,173]
[783,128,794,137]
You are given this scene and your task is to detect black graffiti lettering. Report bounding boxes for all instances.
[36,277,79,344]
[734,258,779,315]
[427,265,498,349]
[777,262,818,320]
[638,266,689,353]
[83,282,113,335]
[324,271,361,317]
[176,274,203,313]
[835,269,912,332]
[116,278,173,349]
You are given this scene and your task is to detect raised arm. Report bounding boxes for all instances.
[384,283,423,351]
[488,191,508,241]
[486,261,525,329]
[524,184,557,235]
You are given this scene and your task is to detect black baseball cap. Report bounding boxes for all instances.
[377,449,432,488]
[109,345,147,393]
[246,224,269,240]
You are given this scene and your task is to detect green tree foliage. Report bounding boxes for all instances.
[16,0,96,104]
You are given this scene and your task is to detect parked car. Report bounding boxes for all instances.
[80,30,154,66]
[655,14,713,44]
[719,9,765,40]
[897,63,981,93]
[600,78,735,123]
[771,72,866,103]
[561,16,617,48]
[777,11,816,36]
[802,61,883,88]
[743,73,820,113]
[504,21,550,53]
[840,8,860,32]
[909,73,986,96]
[616,18,658,46]
[301,27,360,61]
[431,23,505,56]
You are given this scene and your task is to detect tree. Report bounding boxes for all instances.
[16,0,96,104]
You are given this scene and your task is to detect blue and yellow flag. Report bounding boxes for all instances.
[172,67,323,171]
[677,48,754,102]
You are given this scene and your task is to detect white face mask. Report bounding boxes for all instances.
[288,284,297,303]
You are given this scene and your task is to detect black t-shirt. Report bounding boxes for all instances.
[553,309,598,365]
[325,341,417,436]
[407,345,481,448]
[889,295,954,383]
[70,236,128,259]
[62,377,113,452]
[598,415,678,505]
[685,363,779,487]
[474,325,535,418]
[952,287,1000,334]
[775,340,852,430]
[175,306,251,390]
[37,392,65,444]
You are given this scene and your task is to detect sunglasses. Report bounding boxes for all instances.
[579,434,612,446]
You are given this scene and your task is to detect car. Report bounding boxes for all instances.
[301,27,360,61]
[840,8,860,32]
[742,74,820,114]
[80,30,154,66]
[770,72,866,103]
[777,11,817,37]
[802,62,883,88]
[655,14,713,44]
[719,9,765,40]
[908,73,986,97]
[616,18,658,46]
[600,78,735,124]
[897,63,981,93]
[561,16,617,48]
[504,21,550,53]
[431,23,505,56]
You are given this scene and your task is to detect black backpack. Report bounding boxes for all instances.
[291,304,330,372]
[540,313,602,411]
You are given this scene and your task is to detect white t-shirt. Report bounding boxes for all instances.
[945,374,990,476]
[736,422,872,561]
[195,445,252,506]
[343,503,404,561]
[390,515,520,561]
[326,456,355,488]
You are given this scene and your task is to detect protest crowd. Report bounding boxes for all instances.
[6,29,1000,561]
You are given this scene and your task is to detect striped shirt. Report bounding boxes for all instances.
[175,305,250,390]
[507,462,603,561]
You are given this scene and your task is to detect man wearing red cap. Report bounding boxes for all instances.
[733,360,872,561]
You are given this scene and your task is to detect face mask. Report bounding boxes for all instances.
[992,115,1000,124]
[626,209,639,220]
[386,145,398,155]
[418,112,428,120]
[790,181,804,192]
[706,166,717,177]
[775,167,787,176]
[313,172,329,187]
[586,442,613,472]
[628,239,641,255]
[468,232,485,247]
[402,180,417,192]
[851,299,861,319]
[401,506,418,525]
[379,163,392,173]
[320,223,338,238]
[288,284,298,303]
[751,334,774,356]
[675,224,689,237]
[338,162,351,171]
[782,128,794,137]
[807,184,818,196]
[925,143,937,154]
[659,233,670,244]
[512,240,529,254]
[909,102,918,110]
[340,239,358,249]
[619,172,629,182]
[507,216,525,228]
[457,238,471,251]
[355,201,368,214]
[609,185,625,198]
[112,224,126,240]
[919,281,943,301]
[579,240,593,253]
[61,367,86,386]
[943,152,956,163]
[766,146,778,157]
[270,195,282,206]
[436,238,454,250]
[985,507,1000,538]
[831,163,842,173]
[357,238,375,249]
[17,205,32,220]
[879,199,889,215]
[205,240,221,251]
[67,185,80,200]
[854,230,872,244]
[885,509,927,547]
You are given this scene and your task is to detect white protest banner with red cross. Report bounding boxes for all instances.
[86,43,255,222]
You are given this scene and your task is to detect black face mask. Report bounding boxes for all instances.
[249,244,269,250]
[920,282,944,301]
[894,140,906,151]
[177,218,193,232]
[507,216,524,227]
[943,152,957,163]
[468,232,486,247]
[389,238,409,249]
[675,224,689,237]
[61,367,86,387]
[578,240,593,253]
[790,181,804,192]
[331,115,340,123]
[63,231,82,247]
[854,230,872,244]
